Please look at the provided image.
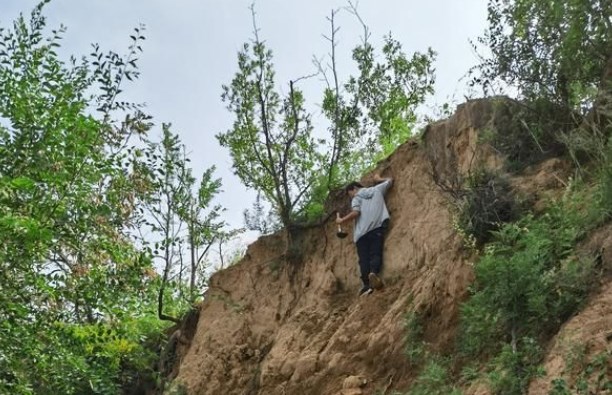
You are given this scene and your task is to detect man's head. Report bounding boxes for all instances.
[345,181,363,198]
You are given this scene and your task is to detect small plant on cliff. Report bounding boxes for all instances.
[486,337,544,395]
[403,311,426,366]
[455,169,520,247]
[405,359,462,395]
[487,99,568,171]
[549,351,612,395]
[597,139,612,219]
[139,125,227,317]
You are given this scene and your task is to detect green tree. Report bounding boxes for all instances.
[140,125,226,318]
[221,4,436,239]
[0,3,181,393]
[318,3,435,185]
[218,6,321,236]
[474,0,611,111]
[243,192,278,234]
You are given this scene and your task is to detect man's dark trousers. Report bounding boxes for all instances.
[355,226,384,288]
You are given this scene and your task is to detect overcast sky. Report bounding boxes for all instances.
[1,0,489,243]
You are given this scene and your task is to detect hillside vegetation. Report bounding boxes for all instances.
[0,0,610,394]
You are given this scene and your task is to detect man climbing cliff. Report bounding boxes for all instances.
[336,173,393,296]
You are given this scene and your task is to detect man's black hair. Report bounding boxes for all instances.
[345,181,363,194]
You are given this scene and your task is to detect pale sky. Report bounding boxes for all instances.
[1,0,489,242]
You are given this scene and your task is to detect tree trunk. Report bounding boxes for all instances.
[189,210,196,302]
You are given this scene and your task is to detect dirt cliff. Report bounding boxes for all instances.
[170,97,610,395]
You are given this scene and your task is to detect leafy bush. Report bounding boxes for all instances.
[459,201,594,357]
[455,169,520,247]
[405,359,462,395]
[60,316,168,394]
[486,338,543,395]
[403,311,426,366]
[598,138,612,218]
[0,308,169,394]
[549,352,612,395]
[458,189,599,394]
[486,99,568,171]
[474,0,609,111]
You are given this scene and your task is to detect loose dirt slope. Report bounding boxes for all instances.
[171,98,608,395]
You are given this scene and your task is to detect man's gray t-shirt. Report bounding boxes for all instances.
[351,179,392,242]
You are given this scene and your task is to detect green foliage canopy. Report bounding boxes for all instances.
[139,124,226,313]
[220,6,436,230]
[458,193,598,394]
[0,3,226,392]
[475,0,611,110]
[218,21,321,228]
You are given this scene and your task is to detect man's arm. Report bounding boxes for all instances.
[373,173,393,193]
[336,210,360,224]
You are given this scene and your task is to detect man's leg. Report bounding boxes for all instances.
[355,236,371,289]
[368,227,385,289]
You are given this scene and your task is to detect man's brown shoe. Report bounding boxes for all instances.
[368,272,384,290]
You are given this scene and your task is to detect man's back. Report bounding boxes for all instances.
[351,179,392,242]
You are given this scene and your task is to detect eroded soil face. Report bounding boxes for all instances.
[172,98,608,395]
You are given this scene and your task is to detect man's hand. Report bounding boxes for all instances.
[337,210,359,224]
[373,173,390,183]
